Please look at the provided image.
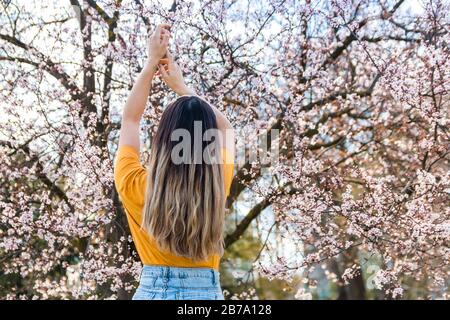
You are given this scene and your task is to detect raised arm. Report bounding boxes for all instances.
[118,24,171,151]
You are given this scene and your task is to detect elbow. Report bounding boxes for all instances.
[217,116,233,131]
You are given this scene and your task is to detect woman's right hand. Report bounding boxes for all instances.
[158,52,194,96]
[146,24,171,69]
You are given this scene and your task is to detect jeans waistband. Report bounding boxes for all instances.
[140,265,221,285]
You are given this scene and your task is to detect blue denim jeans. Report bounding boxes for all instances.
[132,265,225,300]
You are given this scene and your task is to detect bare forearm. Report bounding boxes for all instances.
[118,24,170,150]
[122,63,157,123]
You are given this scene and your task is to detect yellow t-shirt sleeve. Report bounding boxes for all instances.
[113,144,148,224]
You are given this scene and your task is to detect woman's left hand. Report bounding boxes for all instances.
[146,24,171,68]
[157,52,193,96]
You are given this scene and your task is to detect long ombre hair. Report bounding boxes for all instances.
[142,96,225,261]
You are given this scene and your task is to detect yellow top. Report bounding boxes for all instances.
[113,144,234,270]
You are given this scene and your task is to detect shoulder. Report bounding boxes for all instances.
[113,144,148,201]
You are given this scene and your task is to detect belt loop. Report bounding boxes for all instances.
[211,269,216,285]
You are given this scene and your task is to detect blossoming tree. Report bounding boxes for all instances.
[0,0,448,299]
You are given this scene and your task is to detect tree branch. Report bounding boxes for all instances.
[0,139,74,212]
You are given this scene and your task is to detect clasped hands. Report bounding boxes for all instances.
[145,23,193,96]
